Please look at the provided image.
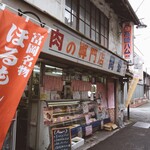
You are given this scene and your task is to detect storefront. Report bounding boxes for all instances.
[1,0,139,149]
[24,13,127,150]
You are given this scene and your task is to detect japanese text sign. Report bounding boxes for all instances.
[0,9,48,148]
[122,22,133,64]
[43,26,127,76]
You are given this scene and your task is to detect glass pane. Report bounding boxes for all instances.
[101,25,104,36]
[91,29,95,41]
[85,24,90,37]
[72,0,77,16]
[96,21,99,32]
[105,17,108,28]
[91,5,95,17]
[65,0,71,11]
[80,0,85,7]
[105,38,108,48]
[65,10,71,26]
[79,20,85,34]
[96,32,99,43]
[79,7,85,20]
[101,14,104,25]
[91,18,95,29]
[96,9,99,21]
[101,36,105,47]
[71,15,77,29]
[86,0,90,12]
[85,12,90,25]
[105,28,108,37]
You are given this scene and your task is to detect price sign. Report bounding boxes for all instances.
[52,127,71,150]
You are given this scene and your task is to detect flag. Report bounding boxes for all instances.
[125,76,139,107]
[0,8,48,148]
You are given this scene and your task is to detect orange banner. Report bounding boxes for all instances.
[0,9,48,148]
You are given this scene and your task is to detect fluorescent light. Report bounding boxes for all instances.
[34,69,40,73]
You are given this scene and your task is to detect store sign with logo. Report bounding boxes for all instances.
[122,22,134,65]
[43,25,127,76]
[0,6,48,148]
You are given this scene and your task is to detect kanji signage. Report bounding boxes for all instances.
[0,7,48,148]
[122,22,134,64]
[43,24,127,76]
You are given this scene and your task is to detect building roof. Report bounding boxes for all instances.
[105,0,140,25]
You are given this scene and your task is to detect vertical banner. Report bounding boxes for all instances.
[125,76,139,107]
[0,8,48,148]
[122,22,134,65]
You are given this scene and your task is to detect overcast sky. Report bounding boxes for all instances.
[129,0,150,70]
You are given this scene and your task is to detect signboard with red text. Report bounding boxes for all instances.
[0,8,48,148]
[43,25,127,76]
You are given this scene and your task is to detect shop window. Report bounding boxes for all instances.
[65,0,109,49]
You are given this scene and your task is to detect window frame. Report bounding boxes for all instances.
[65,0,109,48]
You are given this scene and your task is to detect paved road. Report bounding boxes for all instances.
[88,101,150,150]
[129,100,150,123]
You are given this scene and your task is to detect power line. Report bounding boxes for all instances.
[134,44,144,56]
[135,0,145,13]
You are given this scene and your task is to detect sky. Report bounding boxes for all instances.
[129,0,150,71]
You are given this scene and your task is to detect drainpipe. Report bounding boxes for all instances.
[127,79,130,120]
[126,65,130,120]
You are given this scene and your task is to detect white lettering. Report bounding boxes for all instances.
[7,23,29,48]
[0,66,9,85]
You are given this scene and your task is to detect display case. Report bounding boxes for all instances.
[43,100,85,129]
[43,98,107,139]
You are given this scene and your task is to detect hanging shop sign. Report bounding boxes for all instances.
[0,6,48,148]
[122,22,134,65]
[42,25,127,77]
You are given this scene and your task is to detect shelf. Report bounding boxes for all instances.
[50,117,85,127]
[53,110,82,116]
[47,102,79,107]
[43,99,91,103]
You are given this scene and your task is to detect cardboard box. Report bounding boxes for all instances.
[103,123,118,131]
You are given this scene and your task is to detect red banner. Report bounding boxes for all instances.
[0,9,48,148]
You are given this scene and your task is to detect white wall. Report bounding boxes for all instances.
[24,0,65,22]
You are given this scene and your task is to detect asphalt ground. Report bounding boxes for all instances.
[88,122,150,150]
[88,101,150,150]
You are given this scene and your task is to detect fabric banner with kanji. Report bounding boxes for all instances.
[0,8,48,148]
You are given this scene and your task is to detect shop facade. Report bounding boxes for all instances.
[2,0,140,150]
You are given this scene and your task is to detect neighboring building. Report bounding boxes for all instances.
[127,52,145,107]
[130,70,150,107]
[2,0,140,150]
[143,70,150,99]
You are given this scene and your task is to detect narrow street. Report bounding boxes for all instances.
[87,101,150,150]
[129,100,150,123]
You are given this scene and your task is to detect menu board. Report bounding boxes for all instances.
[52,127,71,150]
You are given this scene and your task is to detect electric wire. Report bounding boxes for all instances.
[135,0,145,13]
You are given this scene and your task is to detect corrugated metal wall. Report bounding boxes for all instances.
[132,84,144,99]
